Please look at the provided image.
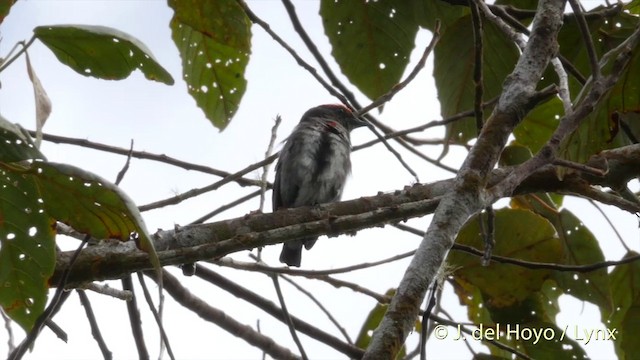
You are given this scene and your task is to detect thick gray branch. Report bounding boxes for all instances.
[362,0,566,358]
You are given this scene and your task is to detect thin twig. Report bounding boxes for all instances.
[260,115,282,212]
[9,235,89,360]
[271,276,308,360]
[194,264,365,358]
[136,273,175,360]
[44,319,68,343]
[396,222,640,272]
[139,155,276,212]
[81,283,133,301]
[280,275,353,345]
[355,22,441,118]
[151,269,302,360]
[552,158,608,177]
[551,58,573,115]
[237,0,349,105]
[30,131,266,188]
[474,0,527,49]
[469,0,484,132]
[121,276,149,359]
[77,290,112,360]
[482,2,587,85]
[213,250,415,276]
[190,189,262,225]
[0,36,36,73]
[280,0,359,108]
[431,315,532,360]
[352,97,500,151]
[115,140,134,185]
[588,199,631,251]
[419,285,437,360]
[1,310,15,355]
[568,0,601,80]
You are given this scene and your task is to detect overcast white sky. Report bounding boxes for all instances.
[0,1,634,359]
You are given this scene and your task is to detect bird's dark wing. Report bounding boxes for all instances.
[272,160,283,211]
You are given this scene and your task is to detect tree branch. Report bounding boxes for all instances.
[50,144,640,288]
[362,0,566,357]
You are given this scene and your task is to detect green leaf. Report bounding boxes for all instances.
[17,162,150,241]
[498,143,533,167]
[627,0,640,15]
[509,195,610,310]
[320,0,419,100]
[0,116,45,162]
[169,0,251,130]
[449,209,562,307]
[411,0,466,32]
[608,251,640,359]
[0,165,55,331]
[552,210,611,311]
[0,0,16,25]
[34,25,174,84]
[434,16,519,144]
[27,162,160,277]
[355,289,407,358]
[513,97,563,154]
[512,321,587,360]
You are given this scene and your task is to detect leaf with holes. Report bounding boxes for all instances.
[321,0,419,100]
[0,165,55,331]
[551,210,611,311]
[0,115,45,162]
[448,209,562,307]
[513,97,563,154]
[169,0,251,130]
[6,162,160,274]
[34,25,174,84]
[608,251,640,359]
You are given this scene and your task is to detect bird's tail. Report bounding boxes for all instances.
[279,237,317,267]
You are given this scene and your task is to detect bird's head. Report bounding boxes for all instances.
[301,104,370,132]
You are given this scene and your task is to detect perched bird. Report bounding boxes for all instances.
[273,104,368,267]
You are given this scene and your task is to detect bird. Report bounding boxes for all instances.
[273,104,368,267]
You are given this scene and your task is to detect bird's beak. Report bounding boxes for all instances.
[353,116,372,129]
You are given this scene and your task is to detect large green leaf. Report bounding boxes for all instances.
[25,162,150,241]
[411,0,466,33]
[510,194,611,310]
[34,25,174,85]
[169,0,251,130]
[0,165,55,331]
[513,97,563,154]
[320,0,419,100]
[0,161,160,330]
[608,251,640,359]
[434,16,519,144]
[552,210,611,311]
[355,288,406,357]
[449,208,562,307]
[0,116,45,162]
